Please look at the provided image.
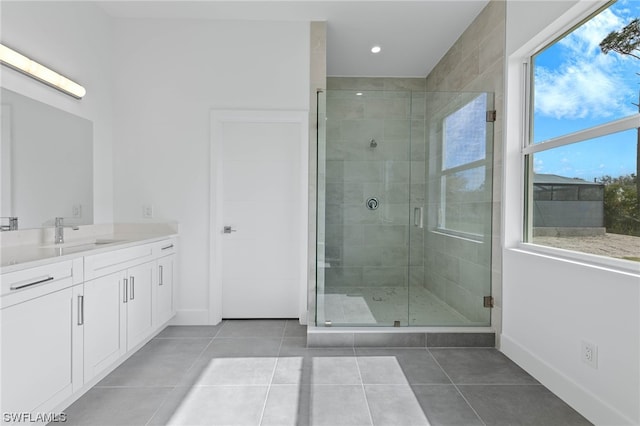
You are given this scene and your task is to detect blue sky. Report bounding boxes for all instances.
[533,0,639,182]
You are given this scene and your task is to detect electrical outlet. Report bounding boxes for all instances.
[72,204,82,218]
[142,204,154,219]
[581,340,598,369]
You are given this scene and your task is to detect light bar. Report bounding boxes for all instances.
[0,43,86,99]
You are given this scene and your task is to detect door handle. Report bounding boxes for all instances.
[414,207,423,228]
[223,226,237,234]
[78,295,84,326]
[159,265,164,286]
[130,276,135,300]
[123,278,128,303]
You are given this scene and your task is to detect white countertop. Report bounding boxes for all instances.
[0,223,178,273]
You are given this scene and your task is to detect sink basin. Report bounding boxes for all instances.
[40,239,124,249]
[94,239,123,245]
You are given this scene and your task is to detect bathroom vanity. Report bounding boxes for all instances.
[0,224,177,424]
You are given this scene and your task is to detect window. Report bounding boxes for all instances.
[438,93,492,237]
[525,0,640,262]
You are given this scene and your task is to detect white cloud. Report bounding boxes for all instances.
[560,8,624,53]
[535,61,632,119]
[535,7,637,120]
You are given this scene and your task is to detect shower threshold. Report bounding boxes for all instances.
[307,326,495,348]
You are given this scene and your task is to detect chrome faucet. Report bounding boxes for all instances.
[55,217,64,244]
[0,217,18,231]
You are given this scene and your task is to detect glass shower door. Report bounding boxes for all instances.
[316,89,413,326]
[317,89,494,327]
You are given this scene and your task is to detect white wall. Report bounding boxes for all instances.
[111,19,310,323]
[0,2,114,224]
[502,2,640,425]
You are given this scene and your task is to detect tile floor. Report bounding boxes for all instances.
[319,286,479,326]
[63,320,591,426]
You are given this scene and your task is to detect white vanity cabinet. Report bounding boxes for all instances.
[154,239,176,328]
[82,245,156,383]
[0,234,177,423]
[125,261,155,350]
[82,271,126,383]
[0,259,83,420]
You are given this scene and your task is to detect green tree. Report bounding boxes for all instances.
[600,18,640,59]
[599,174,640,236]
[600,18,640,215]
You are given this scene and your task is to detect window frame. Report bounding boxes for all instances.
[521,0,640,269]
[435,92,494,240]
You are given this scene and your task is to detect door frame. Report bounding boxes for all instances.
[209,109,309,325]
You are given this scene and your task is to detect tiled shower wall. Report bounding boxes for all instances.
[424,0,505,327]
[319,0,505,327]
[324,78,426,293]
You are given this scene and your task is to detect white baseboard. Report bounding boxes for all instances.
[171,309,210,325]
[501,334,635,426]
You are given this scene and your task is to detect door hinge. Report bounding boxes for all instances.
[486,110,497,122]
[483,296,494,308]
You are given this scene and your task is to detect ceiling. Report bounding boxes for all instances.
[98,1,490,77]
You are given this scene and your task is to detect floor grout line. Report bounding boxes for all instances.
[257,325,288,425]
[426,348,488,426]
[144,325,225,426]
[353,348,375,426]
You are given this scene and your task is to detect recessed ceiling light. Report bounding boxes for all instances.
[356,92,363,96]
[371,46,381,54]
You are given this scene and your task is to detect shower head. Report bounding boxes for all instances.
[369,138,377,148]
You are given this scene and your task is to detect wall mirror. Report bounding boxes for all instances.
[1,88,93,230]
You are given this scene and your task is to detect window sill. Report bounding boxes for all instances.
[512,242,640,276]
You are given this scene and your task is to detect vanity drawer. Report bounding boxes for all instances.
[154,238,177,257]
[1,260,75,308]
[84,243,154,280]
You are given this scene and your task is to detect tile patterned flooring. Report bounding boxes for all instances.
[320,286,477,326]
[63,320,591,426]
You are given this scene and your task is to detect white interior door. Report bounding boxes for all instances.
[210,110,308,321]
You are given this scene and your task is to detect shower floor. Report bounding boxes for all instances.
[320,286,479,326]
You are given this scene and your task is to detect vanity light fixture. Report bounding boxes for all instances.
[0,43,86,99]
[371,45,382,54]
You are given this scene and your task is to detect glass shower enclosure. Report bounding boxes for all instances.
[316,89,494,327]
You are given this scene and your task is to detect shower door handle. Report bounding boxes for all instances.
[414,207,423,228]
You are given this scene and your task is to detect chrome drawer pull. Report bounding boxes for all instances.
[78,295,84,326]
[130,276,135,300]
[123,278,128,303]
[161,244,174,251]
[10,276,54,290]
[159,265,164,286]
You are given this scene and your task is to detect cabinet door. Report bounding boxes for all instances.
[156,255,174,327]
[72,284,85,392]
[1,286,74,415]
[126,261,154,350]
[84,272,126,383]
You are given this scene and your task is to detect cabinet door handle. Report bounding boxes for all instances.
[10,276,54,290]
[161,244,174,251]
[130,276,135,300]
[123,278,128,303]
[77,295,84,326]
[159,265,164,286]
